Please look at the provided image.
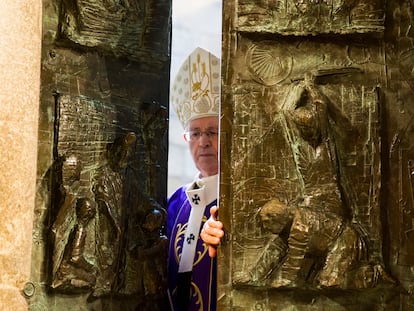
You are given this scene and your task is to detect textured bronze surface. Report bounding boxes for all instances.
[219,0,414,309]
[29,0,170,309]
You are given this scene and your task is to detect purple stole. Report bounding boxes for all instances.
[167,185,217,311]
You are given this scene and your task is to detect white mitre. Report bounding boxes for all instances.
[170,47,220,129]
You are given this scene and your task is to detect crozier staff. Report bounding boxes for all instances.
[167,47,222,311]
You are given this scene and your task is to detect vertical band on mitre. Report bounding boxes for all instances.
[170,47,220,129]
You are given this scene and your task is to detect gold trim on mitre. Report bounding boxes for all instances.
[171,47,220,129]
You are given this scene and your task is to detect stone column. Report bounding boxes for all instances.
[0,0,42,310]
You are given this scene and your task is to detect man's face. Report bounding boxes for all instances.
[186,116,219,177]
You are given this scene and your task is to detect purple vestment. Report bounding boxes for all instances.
[167,184,217,311]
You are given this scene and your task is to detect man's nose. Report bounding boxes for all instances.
[199,133,211,146]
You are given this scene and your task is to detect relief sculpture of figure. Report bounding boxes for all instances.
[238,77,394,289]
[91,131,137,297]
[51,155,97,290]
[50,130,168,301]
[202,75,394,290]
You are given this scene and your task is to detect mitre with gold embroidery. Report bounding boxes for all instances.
[170,47,220,129]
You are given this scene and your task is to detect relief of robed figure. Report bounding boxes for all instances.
[50,128,167,299]
[233,76,394,290]
[50,132,137,294]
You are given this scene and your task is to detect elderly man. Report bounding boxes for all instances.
[167,47,223,311]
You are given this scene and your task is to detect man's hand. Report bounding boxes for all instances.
[200,206,224,258]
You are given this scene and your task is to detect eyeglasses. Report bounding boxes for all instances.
[184,129,219,141]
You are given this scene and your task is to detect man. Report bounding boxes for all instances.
[167,47,222,311]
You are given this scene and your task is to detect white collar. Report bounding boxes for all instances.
[190,174,218,203]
